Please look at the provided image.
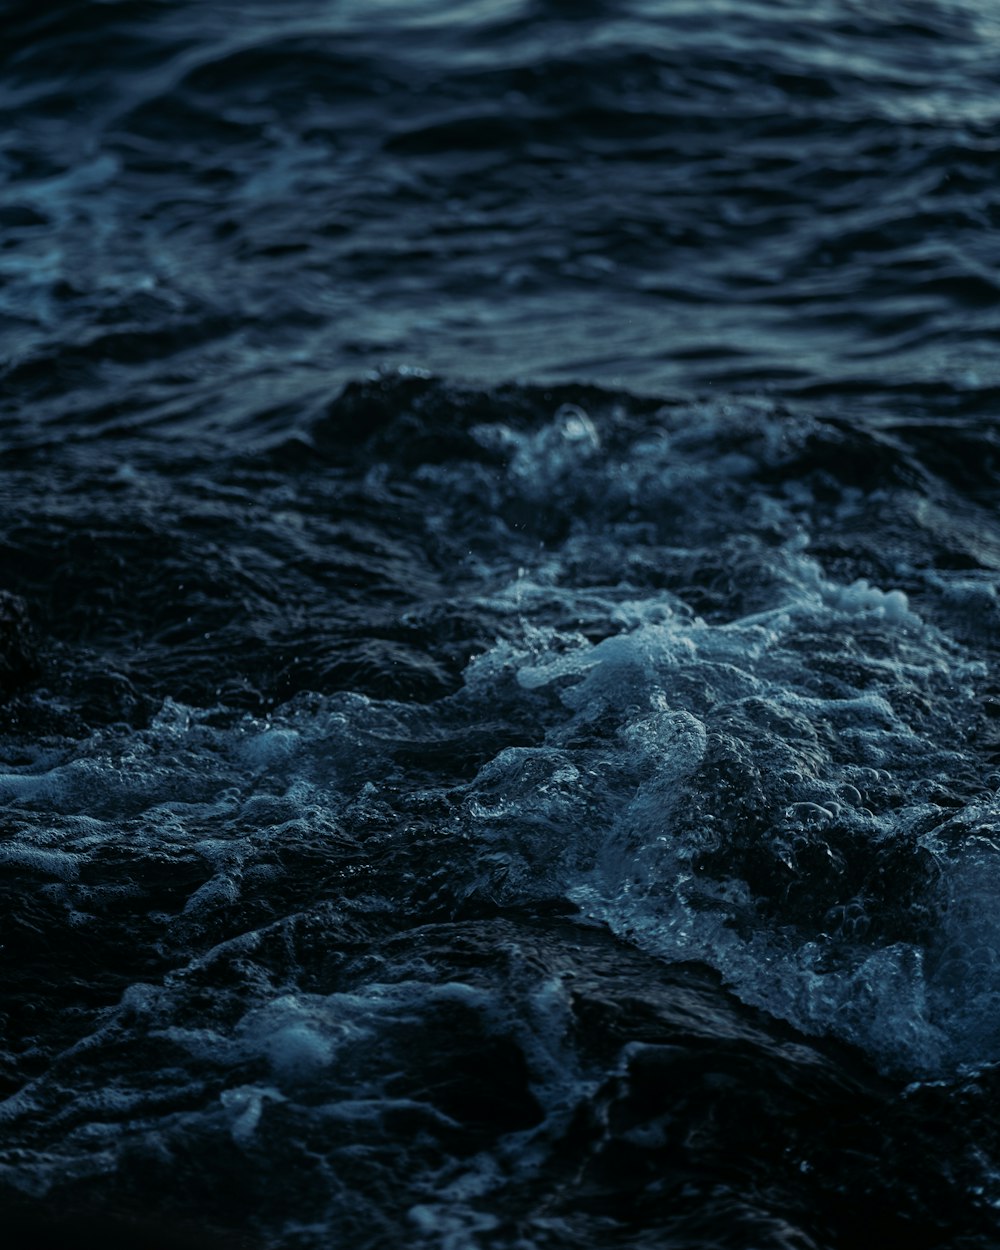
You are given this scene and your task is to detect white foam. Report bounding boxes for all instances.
[0,844,80,879]
[219,1084,286,1145]
[462,547,990,1074]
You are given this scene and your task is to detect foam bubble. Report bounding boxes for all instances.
[462,549,990,1074]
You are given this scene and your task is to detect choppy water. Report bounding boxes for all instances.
[3,2,1000,1247]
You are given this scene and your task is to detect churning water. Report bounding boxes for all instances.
[3,2,1000,1247]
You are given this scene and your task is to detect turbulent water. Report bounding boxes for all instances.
[3,1,1000,1247]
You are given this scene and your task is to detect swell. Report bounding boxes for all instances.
[3,2,1000,402]
[3,374,999,721]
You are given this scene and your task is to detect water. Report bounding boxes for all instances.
[2,2,1000,1246]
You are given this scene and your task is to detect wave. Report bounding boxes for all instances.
[4,1,1000,1243]
[1,373,1000,1244]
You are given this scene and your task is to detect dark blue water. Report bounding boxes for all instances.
[3,1,1000,1246]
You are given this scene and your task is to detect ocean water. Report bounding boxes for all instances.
[2,1,1000,1246]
